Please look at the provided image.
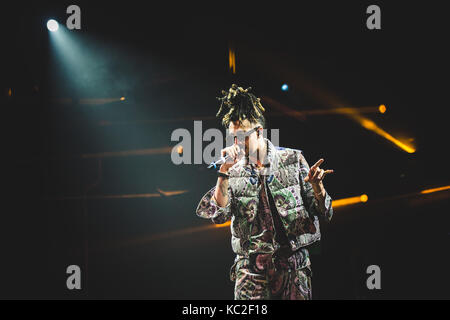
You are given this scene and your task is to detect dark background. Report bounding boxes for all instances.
[1,1,449,299]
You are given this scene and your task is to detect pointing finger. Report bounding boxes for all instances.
[311,158,324,170]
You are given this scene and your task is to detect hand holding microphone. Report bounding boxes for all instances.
[208,143,242,171]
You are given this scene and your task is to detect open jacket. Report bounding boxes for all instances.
[196,139,333,258]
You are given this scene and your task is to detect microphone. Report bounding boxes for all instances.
[208,126,259,169]
[207,154,233,169]
[207,151,243,169]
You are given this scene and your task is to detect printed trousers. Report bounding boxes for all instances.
[232,249,312,300]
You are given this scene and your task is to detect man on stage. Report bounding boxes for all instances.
[196,84,334,300]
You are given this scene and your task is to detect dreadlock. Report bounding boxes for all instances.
[216,84,266,128]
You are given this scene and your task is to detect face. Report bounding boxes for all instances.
[228,119,261,157]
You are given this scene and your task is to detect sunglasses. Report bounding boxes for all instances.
[231,126,261,143]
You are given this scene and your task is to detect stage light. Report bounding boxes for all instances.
[332,194,369,208]
[281,83,289,91]
[420,185,450,194]
[360,118,415,153]
[229,48,236,74]
[215,221,231,228]
[47,19,59,32]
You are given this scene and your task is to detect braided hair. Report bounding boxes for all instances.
[216,84,266,128]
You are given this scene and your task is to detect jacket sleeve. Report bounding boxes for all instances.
[298,152,333,222]
[195,186,232,224]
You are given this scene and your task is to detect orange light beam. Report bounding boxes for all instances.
[420,185,450,194]
[157,189,189,197]
[263,96,416,154]
[358,117,416,153]
[229,48,236,74]
[46,189,189,201]
[81,146,173,159]
[96,106,380,127]
[332,194,369,208]
[215,221,231,228]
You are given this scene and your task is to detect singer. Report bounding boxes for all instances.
[196,84,335,300]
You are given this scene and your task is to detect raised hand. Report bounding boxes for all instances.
[304,158,334,185]
[219,143,242,173]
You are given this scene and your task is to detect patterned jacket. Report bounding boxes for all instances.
[196,138,333,257]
